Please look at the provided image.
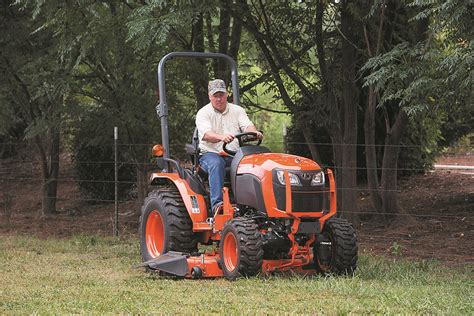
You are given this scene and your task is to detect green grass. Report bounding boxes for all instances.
[1,234,473,314]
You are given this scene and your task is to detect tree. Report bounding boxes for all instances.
[0,1,72,216]
[127,0,244,109]
[226,0,362,223]
[362,0,473,218]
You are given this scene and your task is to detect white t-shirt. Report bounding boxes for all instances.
[195,102,253,154]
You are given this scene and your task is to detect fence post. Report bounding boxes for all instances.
[114,127,118,237]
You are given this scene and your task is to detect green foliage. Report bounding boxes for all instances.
[73,141,136,203]
[443,134,474,156]
[70,97,137,204]
[250,110,290,153]
[389,242,404,256]
[241,66,291,153]
[69,234,101,249]
[126,0,217,53]
[363,0,473,146]
[363,42,433,109]
[15,0,200,194]
[2,0,472,216]
[398,110,444,175]
[437,98,474,148]
[0,0,72,140]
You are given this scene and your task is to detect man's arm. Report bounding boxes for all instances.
[202,131,235,144]
[237,106,263,139]
[203,126,261,143]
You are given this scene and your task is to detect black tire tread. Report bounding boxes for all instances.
[221,217,264,280]
[139,187,197,261]
[315,217,358,275]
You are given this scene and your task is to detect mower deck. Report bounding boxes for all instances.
[140,251,317,279]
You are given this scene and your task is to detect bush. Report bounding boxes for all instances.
[73,142,136,204]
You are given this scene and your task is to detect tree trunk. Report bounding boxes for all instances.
[228,13,242,63]
[339,1,359,225]
[216,0,231,80]
[380,109,408,218]
[378,10,426,220]
[191,13,209,109]
[361,2,387,216]
[364,87,383,213]
[302,127,321,164]
[38,127,60,217]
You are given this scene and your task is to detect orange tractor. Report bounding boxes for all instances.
[138,52,357,280]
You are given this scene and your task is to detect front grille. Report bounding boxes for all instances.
[292,191,328,212]
[272,170,330,213]
[273,186,329,212]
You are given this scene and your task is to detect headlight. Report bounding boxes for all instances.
[311,171,325,186]
[276,170,301,186]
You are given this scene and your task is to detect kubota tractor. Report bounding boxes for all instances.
[138,52,358,280]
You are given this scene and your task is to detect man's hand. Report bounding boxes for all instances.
[221,134,235,144]
[244,125,263,140]
[255,131,263,140]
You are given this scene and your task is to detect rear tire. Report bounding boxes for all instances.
[219,218,263,280]
[139,188,197,262]
[313,217,358,275]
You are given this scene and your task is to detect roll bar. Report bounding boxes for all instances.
[156,52,240,159]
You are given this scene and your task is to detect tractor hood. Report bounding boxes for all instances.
[230,147,333,218]
[237,153,322,180]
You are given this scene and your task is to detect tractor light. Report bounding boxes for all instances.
[277,170,301,186]
[152,144,164,157]
[311,171,325,186]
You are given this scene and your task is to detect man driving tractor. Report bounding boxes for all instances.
[195,79,263,215]
[140,53,357,280]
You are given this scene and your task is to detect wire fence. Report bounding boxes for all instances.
[3,140,466,148]
[2,187,471,219]
[1,140,472,223]
[1,159,473,173]
[1,175,473,199]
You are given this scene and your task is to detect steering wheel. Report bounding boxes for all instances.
[222,132,262,156]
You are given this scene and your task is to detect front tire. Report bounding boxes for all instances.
[313,217,358,275]
[219,218,263,280]
[139,188,197,262]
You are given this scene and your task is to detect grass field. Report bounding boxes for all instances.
[1,234,472,314]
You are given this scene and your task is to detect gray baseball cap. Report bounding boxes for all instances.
[208,79,227,95]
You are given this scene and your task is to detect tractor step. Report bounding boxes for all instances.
[193,222,213,231]
[136,251,189,276]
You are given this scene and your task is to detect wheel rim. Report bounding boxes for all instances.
[223,232,238,272]
[146,210,165,257]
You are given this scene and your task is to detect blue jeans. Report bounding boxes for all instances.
[199,152,233,212]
